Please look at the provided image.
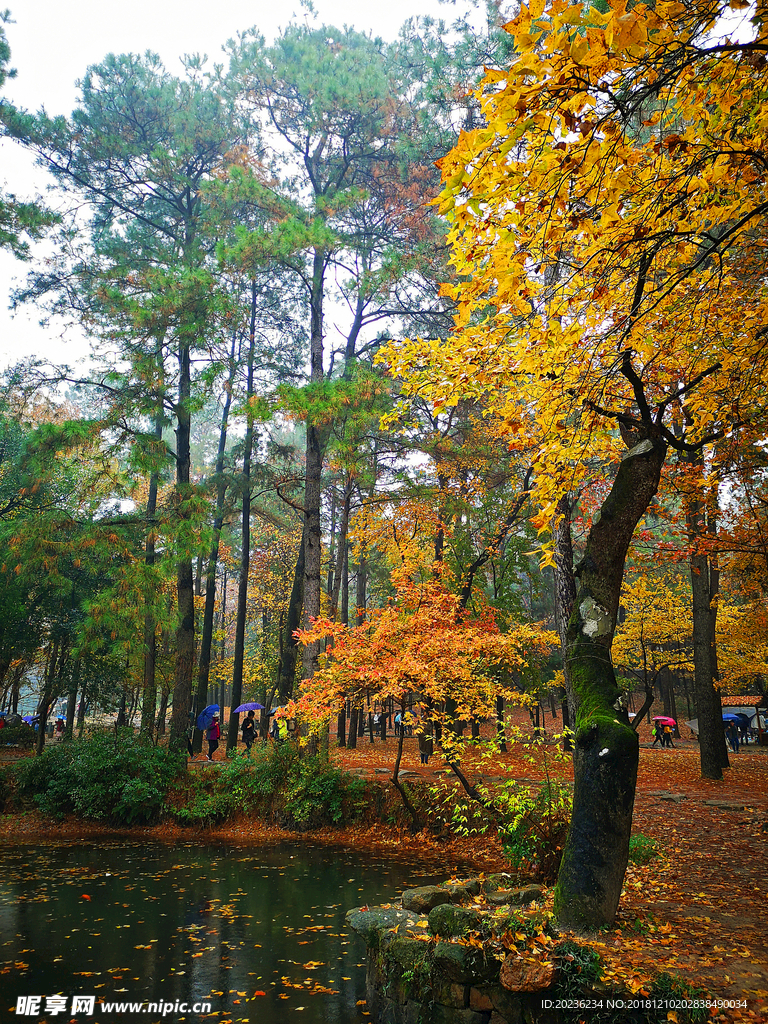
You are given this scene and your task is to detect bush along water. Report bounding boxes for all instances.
[168,744,367,830]
[13,729,183,824]
[9,732,369,830]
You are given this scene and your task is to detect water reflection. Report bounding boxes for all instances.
[0,841,444,1023]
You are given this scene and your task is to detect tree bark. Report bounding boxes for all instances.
[279,532,305,702]
[302,247,328,681]
[685,456,728,779]
[554,436,666,931]
[347,706,358,749]
[141,368,165,741]
[553,495,577,751]
[193,332,236,753]
[228,286,258,753]
[169,340,196,753]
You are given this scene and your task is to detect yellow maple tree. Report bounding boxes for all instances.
[383,0,768,928]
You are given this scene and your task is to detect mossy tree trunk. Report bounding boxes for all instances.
[554,435,666,931]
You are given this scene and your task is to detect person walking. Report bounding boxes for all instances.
[663,723,675,748]
[418,723,433,765]
[241,710,256,757]
[207,714,221,761]
[651,725,661,747]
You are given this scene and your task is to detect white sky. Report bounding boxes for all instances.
[0,0,452,372]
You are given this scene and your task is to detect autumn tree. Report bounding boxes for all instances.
[386,0,768,929]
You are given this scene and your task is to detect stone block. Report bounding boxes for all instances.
[433,941,502,984]
[403,885,453,913]
[429,903,482,938]
[499,955,556,993]
[347,906,419,945]
[445,878,482,901]
[433,978,469,1008]
[469,987,494,1011]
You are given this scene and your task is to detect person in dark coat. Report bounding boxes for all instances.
[241,710,256,756]
[207,714,221,761]
[418,723,434,765]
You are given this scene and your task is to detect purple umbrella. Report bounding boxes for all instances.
[233,702,265,713]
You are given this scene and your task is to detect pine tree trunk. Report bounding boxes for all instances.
[554,436,666,931]
[279,533,305,702]
[229,286,258,754]
[141,398,164,740]
[194,334,236,753]
[169,341,196,753]
[302,248,327,681]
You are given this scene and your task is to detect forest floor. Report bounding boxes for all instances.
[2,717,767,1022]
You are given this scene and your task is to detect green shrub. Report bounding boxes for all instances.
[628,833,660,865]
[1,725,35,748]
[498,779,572,883]
[554,939,603,997]
[14,729,183,824]
[282,754,362,829]
[648,973,709,1023]
[169,744,367,830]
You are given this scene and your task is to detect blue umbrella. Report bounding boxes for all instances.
[722,713,742,723]
[233,702,265,713]
[197,704,220,731]
[22,715,40,724]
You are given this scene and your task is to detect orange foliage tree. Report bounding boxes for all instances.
[384,0,768,927]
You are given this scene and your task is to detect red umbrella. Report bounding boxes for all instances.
[652,716,676,727]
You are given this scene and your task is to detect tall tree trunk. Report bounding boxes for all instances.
[496,694,507,753]
[169,340,196,753]
[554,436,666,931]
[347,706,358,749]
[341,538,349,625]
[279,532,305,702]
[141,380,164,741]
[685,453,728,779]
[228,285,258,753]
[65,661,79,741]
[330,475,353,619]
[356,555,367,626]
[337,708,346,747]
[193,335,236,753]
[553,495,577,751]
[707,503,729,768]
[302,248,327,681]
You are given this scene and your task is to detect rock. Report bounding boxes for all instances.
[444,878,482,900]
[398,769,419,777]
[403,885,453,913]
[433,978,469,1008]
[703,799,747,810]
[659,793,687,802]
[375,767,390,774]
[345,906,419,945]
[499,955,556,993]
[484,873,515,893]
[385,936,431,972]
[429,903,482,938]
[433,940,502,985]
[487,885,543,907]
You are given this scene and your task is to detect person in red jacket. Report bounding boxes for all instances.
[207,714,221,762]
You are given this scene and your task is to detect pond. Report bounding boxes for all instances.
[0,840,445,1023]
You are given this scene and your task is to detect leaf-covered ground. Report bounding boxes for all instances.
[2,718,766,1022]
